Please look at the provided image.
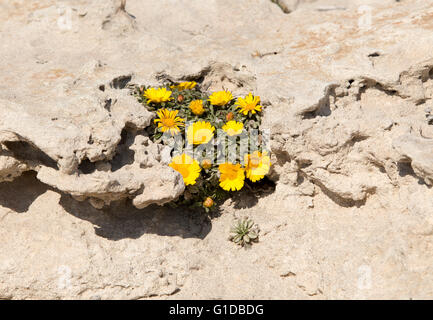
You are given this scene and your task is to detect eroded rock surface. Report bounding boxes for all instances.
[1,0,433,299]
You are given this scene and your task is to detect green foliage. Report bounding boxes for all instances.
[229,217,259,247]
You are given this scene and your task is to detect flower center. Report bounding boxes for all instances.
[192,105,203,114]
[249,156,260,168]
[195,129,210,143]
[226,167,238,180]
[245,103,256,111]
[162,118,175,127]
[177,166,190,179]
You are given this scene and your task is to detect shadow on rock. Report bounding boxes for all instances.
[59,194,212,241]
[0,171,49,213]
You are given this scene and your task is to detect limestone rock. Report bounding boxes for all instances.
[1,0,433,300]
[393,134,433,186]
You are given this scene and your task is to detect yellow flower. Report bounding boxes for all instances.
[154,109,185,136]
[170,81,197,90]
[235,93,262,115]
[143,87,172,104]
[189,100,205,115]
[222,121,244,136]
[187,121,215,145]
[169,154,201,186]
[219,163,245,191]
[208,90,233,106]
[244,151,271,182]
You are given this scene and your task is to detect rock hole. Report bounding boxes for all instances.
[397,161,415,177]
[110,129,135,171]
[368,52,380,57]
[78,158,96,174]
[110,75,132,89]
[346,79,355,89]
[104,98,112,112]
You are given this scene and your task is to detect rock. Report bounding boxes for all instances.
[393,134,433,186]
[34,136,184,209]
[0,147,28,182]
[1,0,433,299]
[0,73,182,208]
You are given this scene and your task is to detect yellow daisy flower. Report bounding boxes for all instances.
[170,81,197,91]
[235,93,262,115]
[154,109,184,135]
[189,100,205,115]
[244,151,271,182]
[222,120,244,136]
[169,154,201,186]
[187,121,215,145]
[208,90,233,106]
[219,163,245,191]
[143,87,172,104]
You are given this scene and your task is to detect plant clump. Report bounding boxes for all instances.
[229,217,259,247]
[134,81,271,212]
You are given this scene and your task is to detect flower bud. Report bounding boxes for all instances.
[177,94,184,103]
[203,197,214,208]
[226,112,234,121]
[201,159,212,170]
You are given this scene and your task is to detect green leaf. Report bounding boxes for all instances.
[249,232,258,239]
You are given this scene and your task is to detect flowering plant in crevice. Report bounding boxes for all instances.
[134,81,271,212]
